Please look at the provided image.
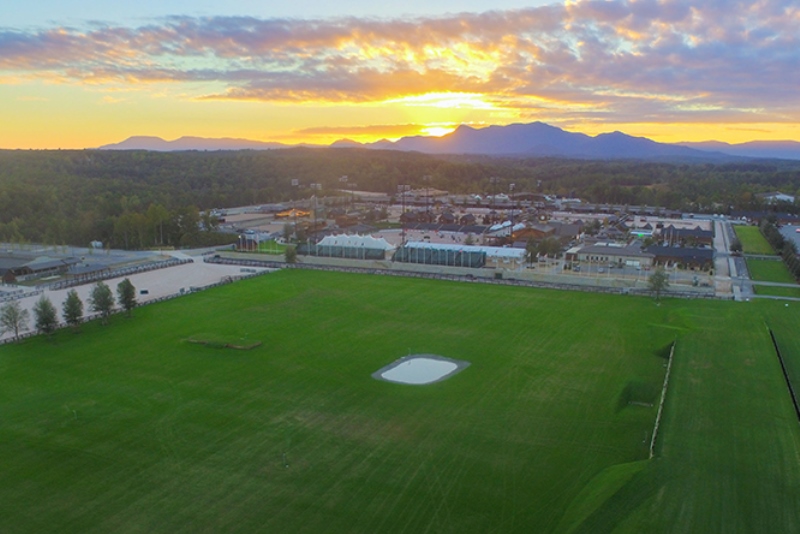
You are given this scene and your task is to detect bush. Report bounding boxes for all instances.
[285,245,297,263]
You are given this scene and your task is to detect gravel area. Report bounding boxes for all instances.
[0,256,274,342]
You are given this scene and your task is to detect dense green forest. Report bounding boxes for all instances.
[1,148,799,248]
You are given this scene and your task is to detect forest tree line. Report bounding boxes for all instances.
[1,148,800,249]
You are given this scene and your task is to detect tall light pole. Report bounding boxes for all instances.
[489,176,500,211]
[350,182,357,212]
[310,183,322,254]
[291,179,300,242]
[339,175,349,211]
[398,184,410,246]
[422,175,431,222]
[509,183,516,244]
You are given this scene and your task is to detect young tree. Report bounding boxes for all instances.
[526,238,539,266]
[62,289,84,331]
[175,205,201,244]
[284,244,297,263]
[648,267,670,301]
[116,278,137,317]
[539,237,561,258]
[88,282,114,325]
[146,203,170,246]
[0,300,30,341]
[200,211,220,233]
[33,295,58,336]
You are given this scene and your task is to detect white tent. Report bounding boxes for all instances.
[318,234,395,251]
[488,222,526,237]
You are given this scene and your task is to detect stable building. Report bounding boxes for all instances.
[659,225,714,247]
[0,254,81,282]
[566,242,654,269]
[513,224,556,242]
[645,245,715,270]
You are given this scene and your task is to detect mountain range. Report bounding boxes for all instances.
[99,136,290,151]
[98,122,800,161]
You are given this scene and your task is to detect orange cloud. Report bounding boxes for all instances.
[0,1,798,129]
[295,123,426,138]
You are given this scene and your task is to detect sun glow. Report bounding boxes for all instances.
[386,92,497,110]
[420,125,456,137]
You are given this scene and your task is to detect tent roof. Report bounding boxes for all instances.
[318,234,395,251]
[404,241,526,259]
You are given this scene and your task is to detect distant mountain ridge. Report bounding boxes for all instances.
[362,123,711,159]
[677,140,800,160]
[97,123,800,160]
[98,136,292,151]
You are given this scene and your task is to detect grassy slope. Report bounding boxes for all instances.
[567,300,800,533]
[734,226,775,255]
[747,258,796,283]
[1,271,799,532]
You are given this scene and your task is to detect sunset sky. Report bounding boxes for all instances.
[2,0,799,149]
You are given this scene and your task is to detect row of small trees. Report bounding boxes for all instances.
[759,220,800,280]
[0,278,137,341]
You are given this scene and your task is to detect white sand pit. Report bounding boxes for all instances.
[373,354,470,385]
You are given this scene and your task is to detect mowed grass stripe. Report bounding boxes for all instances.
[735,225,775,255]
[767,305,800,413]
[747,258,797,283]
[754,285,800,298]
[1,271,799,532]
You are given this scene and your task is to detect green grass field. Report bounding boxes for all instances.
[770,309,800,401]
[734,225,775,255]
[754,285,800,298]
[257,239,287,254]
[2,271,799,532]
[747,258,797,283]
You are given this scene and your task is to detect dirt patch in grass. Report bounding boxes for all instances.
[185,336,262,350]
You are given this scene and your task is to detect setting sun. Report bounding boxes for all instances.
[420,125,456,137]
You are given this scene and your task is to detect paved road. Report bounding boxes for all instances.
[716,221,757,301]
[780,225,800,249]
[714,220,736,298]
